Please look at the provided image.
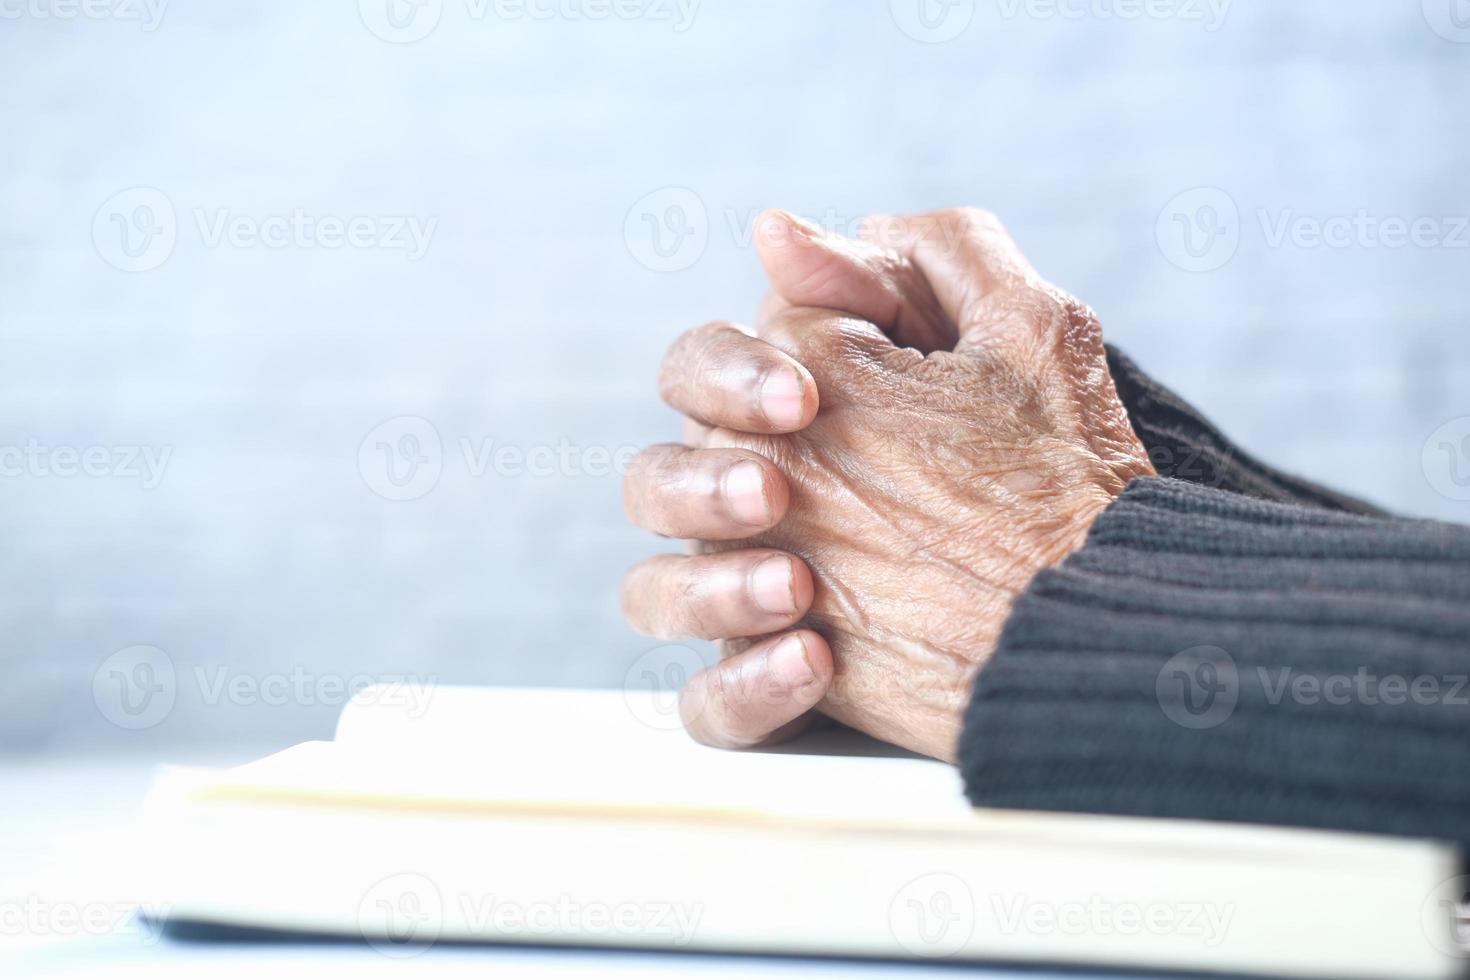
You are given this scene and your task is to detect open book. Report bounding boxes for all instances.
[137,686,1468,978]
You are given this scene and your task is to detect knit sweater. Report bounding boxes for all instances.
[960,347,1470,850]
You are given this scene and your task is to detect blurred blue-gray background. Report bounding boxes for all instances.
[2,0,1468,756]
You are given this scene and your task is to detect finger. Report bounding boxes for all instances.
[756,305,916,397]
[862,208,1044,352]
[680,630,833,749]
[624,444,790,539]
[622,550,814,641]
[659,321,819,434]
[755,208,955,352]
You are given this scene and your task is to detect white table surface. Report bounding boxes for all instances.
[1,758,1176,980]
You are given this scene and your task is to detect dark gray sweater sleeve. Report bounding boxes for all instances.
[1103,344,1386,515]
[959,477,1470,850]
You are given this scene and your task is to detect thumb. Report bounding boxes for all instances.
[862,209,1047,356]
[754,209,956,353]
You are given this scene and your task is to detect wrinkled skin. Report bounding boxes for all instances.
[623,208,1154,761]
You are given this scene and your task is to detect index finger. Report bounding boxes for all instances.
[659,321,819,434]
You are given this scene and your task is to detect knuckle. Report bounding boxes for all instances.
[858,212,895,240]
[943,206,1000,230]
[877,344,927,375]
[625,443,666,477]
[687,334,736,395]
[622,445,674,509]
[769,308,855,358]
[660,323,733,402]
[675,568,722,640]
[923,207,1007,255]
[690,319,740,345]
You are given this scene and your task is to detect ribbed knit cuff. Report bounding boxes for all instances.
[1104,345,1386,515]
[960,477,1470,849]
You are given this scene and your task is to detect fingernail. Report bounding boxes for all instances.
[750,556,796,615]
[771,633,814,688]
[722,460,770,526]
[759,368,805,430]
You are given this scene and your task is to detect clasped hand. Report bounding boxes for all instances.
[622,208,1153,760]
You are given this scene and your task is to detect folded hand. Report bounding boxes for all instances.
[622,208,1153,759]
